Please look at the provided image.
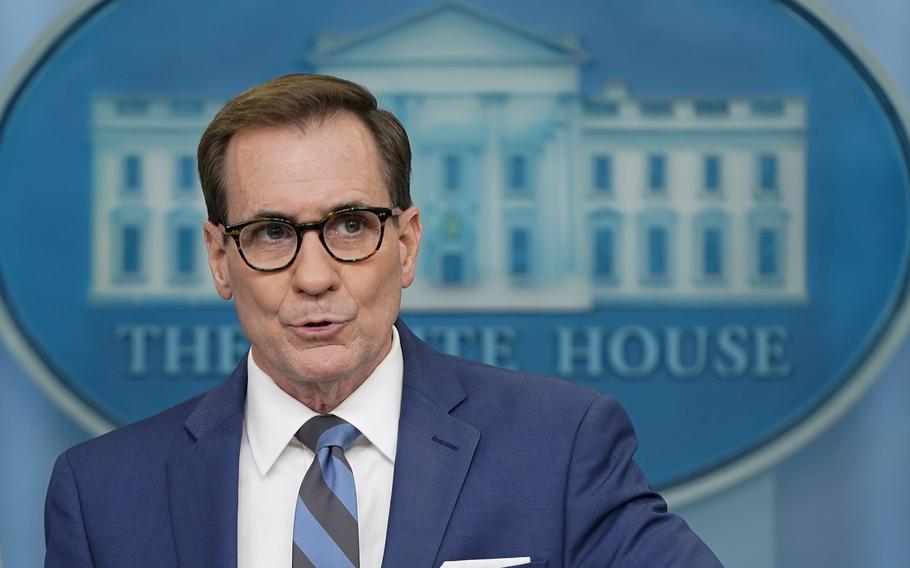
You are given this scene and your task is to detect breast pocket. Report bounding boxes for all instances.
[438,560,547,568]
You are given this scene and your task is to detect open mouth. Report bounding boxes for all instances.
[285,317,347,334]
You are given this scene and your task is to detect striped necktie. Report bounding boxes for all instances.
[292,415,362,568]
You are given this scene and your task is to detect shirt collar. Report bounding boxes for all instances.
[244,326,403,477]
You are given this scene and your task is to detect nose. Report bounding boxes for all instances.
[290,231,339,296]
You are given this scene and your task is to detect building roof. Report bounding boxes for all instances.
[309,1,587,67]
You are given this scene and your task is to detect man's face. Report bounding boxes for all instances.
[203,113,421,397]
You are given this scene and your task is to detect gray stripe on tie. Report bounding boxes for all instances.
[297,415,346,450]
[292,544,318,568]
[299,455,360,565]
[331,446,353,472]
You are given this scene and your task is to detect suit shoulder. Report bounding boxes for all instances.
[447,353,609,416]
[62,392,204,467]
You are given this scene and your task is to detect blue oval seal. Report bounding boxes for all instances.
[0,0,908,501]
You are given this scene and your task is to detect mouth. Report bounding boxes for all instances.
[287,318,348,337]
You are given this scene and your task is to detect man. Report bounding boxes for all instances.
[45,74,722,567]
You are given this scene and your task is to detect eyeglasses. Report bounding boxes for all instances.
[223,206,402,272]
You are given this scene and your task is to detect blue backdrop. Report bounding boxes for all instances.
[1,1,908,566]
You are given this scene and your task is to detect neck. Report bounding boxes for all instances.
[272,374,365,413]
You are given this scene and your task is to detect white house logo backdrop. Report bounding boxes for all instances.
[1,0,908,493]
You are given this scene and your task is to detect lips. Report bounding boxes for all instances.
[283,315,350,338]
[280,306,355,337]
[287,317,348,328]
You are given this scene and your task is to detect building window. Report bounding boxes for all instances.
[703,227,723,277]
[508,155,527,193]
[510,228,531,277]
[648,154,666,193]
[695,100,729,117]
[177,155,195,191]
[589,208,623,286]
[171,99,204,115]
[759,154,778,192]
[693,210,729,286]
[704,155,721,193]
[748,207,788,287]
[594,228,615,281]
[121,225,142,275]
[175,226,196,275]
[111,206,150,284]
[590,101,619,116]
[751,100,785,116]
[640,100,674,117]
[593,155,612,193]
[441,253,464,285]
[647,227,668,278]
[758,229,778,277]
[124,155,142,192]
[116,99,148,115]
[166,209,204,284]
[637,209,677,286]
[444,155,461,191]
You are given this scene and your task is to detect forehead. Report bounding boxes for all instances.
[222,113,387,221]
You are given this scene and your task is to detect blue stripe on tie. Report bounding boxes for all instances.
[318,450,358,519]
[316,423,360,451]
[294,496,356,568]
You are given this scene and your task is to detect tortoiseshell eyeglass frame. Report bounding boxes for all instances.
[222,206,402,272]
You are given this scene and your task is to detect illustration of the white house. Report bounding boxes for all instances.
[89,1,807,310]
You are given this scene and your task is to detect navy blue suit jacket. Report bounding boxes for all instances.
[45,321,722,567]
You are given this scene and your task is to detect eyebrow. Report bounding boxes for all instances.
[244,201,380,223]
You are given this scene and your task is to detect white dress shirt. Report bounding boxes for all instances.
[238,327,403,568]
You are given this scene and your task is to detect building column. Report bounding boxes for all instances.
[560,93,585,280]
[481,94,507,286]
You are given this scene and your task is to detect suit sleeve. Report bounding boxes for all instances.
[45,451,95,567]
[563,395,723,567]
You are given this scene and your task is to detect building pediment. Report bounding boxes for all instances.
[310,1,586,67]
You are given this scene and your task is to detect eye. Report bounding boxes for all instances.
[245,221,295,245]
[263,222,290,240]
[328,211,373,237]
[340,216,365,235]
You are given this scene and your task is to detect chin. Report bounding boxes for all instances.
[285,347,360,383]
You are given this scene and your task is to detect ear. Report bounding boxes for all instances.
[203,221,234,300]
[397,207,422,289]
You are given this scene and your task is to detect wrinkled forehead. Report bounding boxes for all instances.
[221,116,388,222]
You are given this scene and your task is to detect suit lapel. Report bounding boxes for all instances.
[161,325,478,567]
[167,360,247,568]
[382,321,480,568]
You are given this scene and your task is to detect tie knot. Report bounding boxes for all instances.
[295,414,361,452]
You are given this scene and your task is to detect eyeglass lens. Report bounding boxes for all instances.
[238,209,384,269]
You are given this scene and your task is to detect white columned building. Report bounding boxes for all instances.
[89,2,807,310]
